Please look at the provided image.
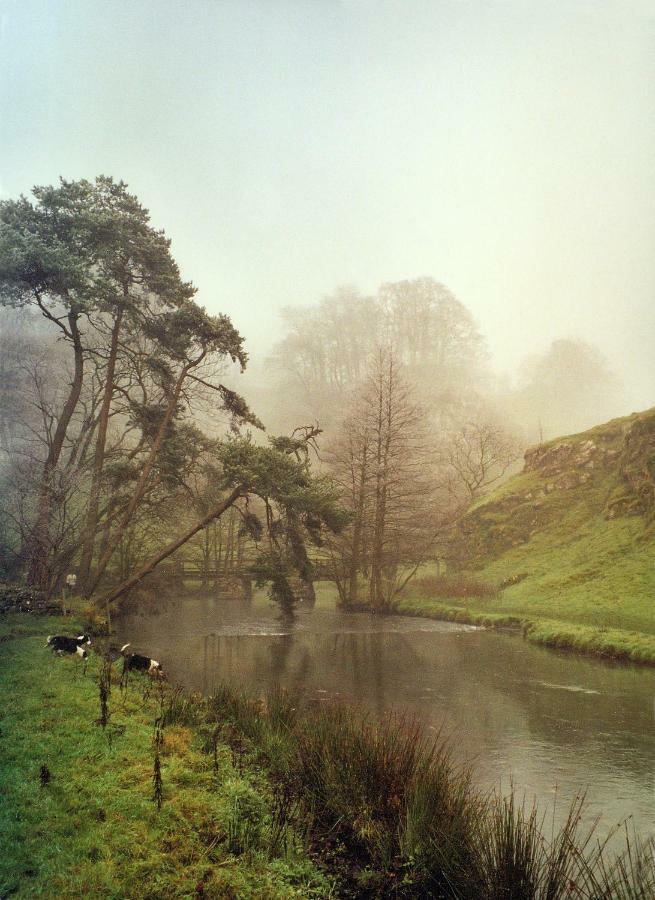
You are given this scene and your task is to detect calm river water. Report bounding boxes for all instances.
[116,589,655,843]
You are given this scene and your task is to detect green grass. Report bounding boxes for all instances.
[399,506,655,664]
[0,616,330,899]
[400,509,655,664]
[3,612,655,898]
[398,409,655,665]
[460,512,654,633]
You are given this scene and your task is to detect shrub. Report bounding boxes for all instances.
[161,686,206,728]
[414,574,497,600]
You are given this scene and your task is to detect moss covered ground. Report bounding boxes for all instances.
[0,615,329,899]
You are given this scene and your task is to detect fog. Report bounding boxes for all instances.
[1,0,653,410]
[2,8,655,879]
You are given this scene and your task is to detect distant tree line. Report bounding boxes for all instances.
[264,280,624,446]
[268,278,487,433]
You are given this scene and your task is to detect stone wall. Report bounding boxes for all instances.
[0,585,62,615]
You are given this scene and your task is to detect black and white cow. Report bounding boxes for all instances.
[46,633,91,659]
[120,643,163,677]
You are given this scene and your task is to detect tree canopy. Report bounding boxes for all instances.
[0,178,266,598]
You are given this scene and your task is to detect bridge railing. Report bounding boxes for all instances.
[158,559,337,581]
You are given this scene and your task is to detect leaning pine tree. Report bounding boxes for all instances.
[102,426,349,614]
[0,176,262,597]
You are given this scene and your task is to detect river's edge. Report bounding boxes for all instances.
[3,610,655,898]
[387,597,655,666]
[110,581,655,667]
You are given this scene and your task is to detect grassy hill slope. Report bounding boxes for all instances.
[402,407,655,662]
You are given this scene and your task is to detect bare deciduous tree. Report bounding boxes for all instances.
[443,420,520,504]
[327,349,437,611]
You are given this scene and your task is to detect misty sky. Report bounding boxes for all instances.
[1,0,654,409]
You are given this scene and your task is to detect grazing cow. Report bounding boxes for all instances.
[120,643,163,677]
[46,634,91,659]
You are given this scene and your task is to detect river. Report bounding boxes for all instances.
[115,587,655,844]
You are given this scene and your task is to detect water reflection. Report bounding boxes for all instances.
[116,591,655,841]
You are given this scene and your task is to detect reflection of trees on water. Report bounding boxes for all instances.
[199,628,425,712]
[164,605,655,785]
[199,631,312,696]
[269,632,293,684]
[268,632,312,693]
[202,633,219,694]
[327,631,405,716]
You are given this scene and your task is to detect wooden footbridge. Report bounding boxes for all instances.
[158,559,337,583]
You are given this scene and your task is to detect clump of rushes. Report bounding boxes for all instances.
[292,707,482,894]
[267,780,299,859]
[161,685,206,727]
[225,787,265,858]
[475,790,590,899]
[209,684,266,743]
[576,825,655,900]
[204,683,655,898]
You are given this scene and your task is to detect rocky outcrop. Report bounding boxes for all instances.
[606,412,655,519]
[451,408,655,568]
[526,438,603,473]
[522,412,654,511]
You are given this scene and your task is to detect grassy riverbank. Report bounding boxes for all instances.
[395,594,655,665]
[398,409,655,665]
[398,517,655,663]
[2,611,655,898]
[0,614,329,899]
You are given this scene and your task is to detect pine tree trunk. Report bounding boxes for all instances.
[84,361,194,598]
[26,308,84,595]
[78,306,123,591]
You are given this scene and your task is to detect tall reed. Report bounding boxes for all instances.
[202,682,655,898]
